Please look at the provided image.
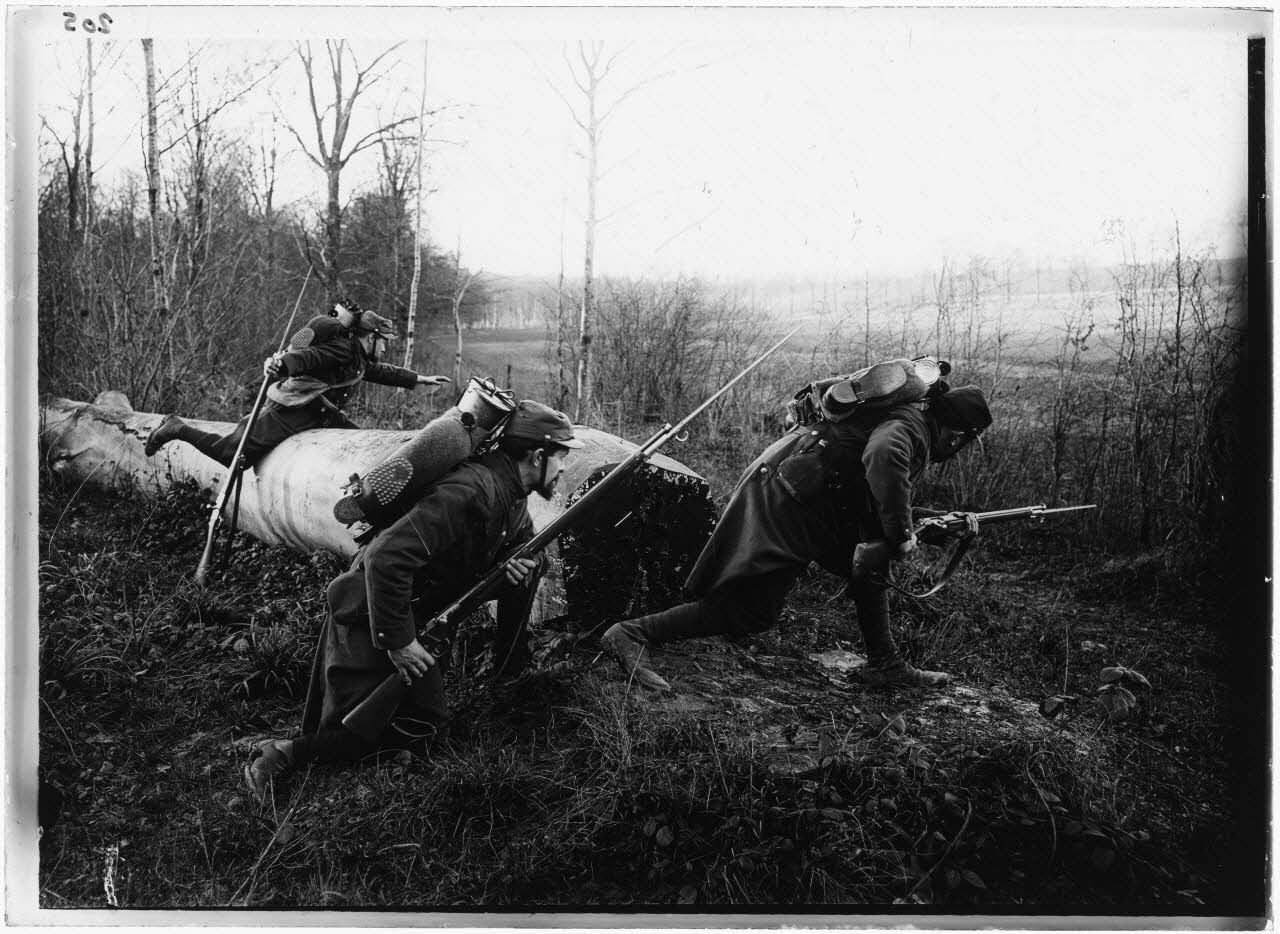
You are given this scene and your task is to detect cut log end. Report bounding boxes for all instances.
[560,462,717,630]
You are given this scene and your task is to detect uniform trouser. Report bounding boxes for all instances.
[295,566,546,767]
[175,398,358,468]
[617,565,901,668]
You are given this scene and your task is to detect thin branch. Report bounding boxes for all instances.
[279,119,325,170]
[296,42,330,163]
[341,115,420,167]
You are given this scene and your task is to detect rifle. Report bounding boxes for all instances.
[194,268,313,586]
[851,504,1097,599]
[341,323,804,739]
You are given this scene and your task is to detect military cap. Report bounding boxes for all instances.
[928,385,992,433]
[352,308,398,340]
[505,400,584,449]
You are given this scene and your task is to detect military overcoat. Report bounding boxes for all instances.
[302,450,535,737]
[685,403,932,597]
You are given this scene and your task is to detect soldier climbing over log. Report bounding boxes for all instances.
[601,357,994,691]
[143,297,452,468]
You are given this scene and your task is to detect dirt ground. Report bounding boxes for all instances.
[33,479,1268,916]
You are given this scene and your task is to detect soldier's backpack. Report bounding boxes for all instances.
[787,356,950,427]
[332,377,516,533]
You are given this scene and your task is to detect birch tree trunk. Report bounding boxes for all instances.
[576,61,599,423]
[451,250,479,389]
[142,39,166,321]
[83,38,95,247]
[401,42,428,379]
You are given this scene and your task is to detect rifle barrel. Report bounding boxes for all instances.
[969,503,1097,526]
[663,324,804,440]
[975,505,1046,523]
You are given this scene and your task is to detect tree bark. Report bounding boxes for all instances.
[402,41,428,382]
[141,39,167,320]
[576,53,599,422]
[83,38,94,247]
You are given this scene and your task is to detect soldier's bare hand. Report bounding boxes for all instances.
[895,534,918,557]
[503,556,538,586]
[263,353,285,380]
[916,517,950,546]
[417,375,452,390]
[387,638,436,687]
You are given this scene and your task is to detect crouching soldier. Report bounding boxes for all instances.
[602,364,992,691]
[243,401,583,800]
[144,297,451,468]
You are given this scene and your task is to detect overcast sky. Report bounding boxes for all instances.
[25,5,1265,281]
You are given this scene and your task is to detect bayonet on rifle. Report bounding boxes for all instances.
[852,503,1098,599]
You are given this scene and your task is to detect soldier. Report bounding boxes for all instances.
[243,400,583,800]
[602,372,992,691]
[144,297,451,468]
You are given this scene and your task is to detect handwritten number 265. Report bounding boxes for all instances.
[63,12,113,33]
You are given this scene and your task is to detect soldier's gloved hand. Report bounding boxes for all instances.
[263,353,286,381]
[417,375,453,390]
[387,638,436,687]
[503,556,539,587]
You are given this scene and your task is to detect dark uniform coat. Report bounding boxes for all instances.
[685,403,932,597]
[268,314,420,411]
[302,450,536,739]
[186,315,423,467]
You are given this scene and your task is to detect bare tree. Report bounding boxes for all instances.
[284,40,417,305]
[449,241,481,388]
[142,39,168,321]
[550,42,674,421]
[400,41,430,427]
[82,39,95,245]
[42,40,105,246]
[249,116,281,271]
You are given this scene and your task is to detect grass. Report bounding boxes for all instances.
[34,466,1265,915]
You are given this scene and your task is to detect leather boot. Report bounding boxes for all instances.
[601,623,670,691]
[243,738,296,803]
[859,659,951,689]
[851,584,950,690]
[144,414,189,457]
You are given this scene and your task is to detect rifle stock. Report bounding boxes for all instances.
[341,666,410,742]
[344,324,802,731]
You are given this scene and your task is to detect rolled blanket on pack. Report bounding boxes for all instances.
[333,378,516,529]
[786,356,952,428]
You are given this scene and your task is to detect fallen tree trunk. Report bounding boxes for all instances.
[40,392,718,625]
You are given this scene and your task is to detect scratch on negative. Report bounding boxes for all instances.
[103,843,119,907]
